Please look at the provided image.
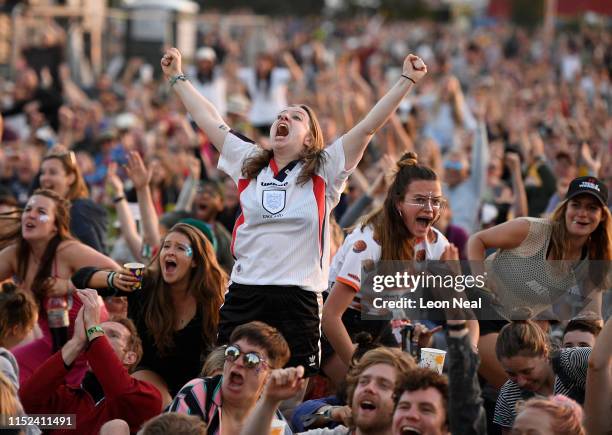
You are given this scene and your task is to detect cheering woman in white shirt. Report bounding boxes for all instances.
[161,47,428,377]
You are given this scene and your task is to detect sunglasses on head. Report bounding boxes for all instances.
[224,344,268,370]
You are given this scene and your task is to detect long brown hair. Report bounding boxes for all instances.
[362,152,439,261]
[0,189,73,304]
[548,199,612,261]
[143,223,226,354]
[42,146,89,200]
[242,105,326,185]
[548,198,612,287]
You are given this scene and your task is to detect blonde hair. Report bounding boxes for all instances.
[0,371,21,419]
[43,146,89,200]
[516,395,585,435]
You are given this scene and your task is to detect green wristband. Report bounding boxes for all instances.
[86,325,105,340]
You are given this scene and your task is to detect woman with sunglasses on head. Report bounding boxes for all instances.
[0,189,119,384]
[168,321,291,435]
[38,145,108,253]
[322,152,478,381]
[161,47,428,382]
[71,223,226,407]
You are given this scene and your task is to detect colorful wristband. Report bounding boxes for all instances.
[86,325,105,340]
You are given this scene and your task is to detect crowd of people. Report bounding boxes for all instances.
[0,10,610,435]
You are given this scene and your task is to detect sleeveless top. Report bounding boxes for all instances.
[486,218,588,319]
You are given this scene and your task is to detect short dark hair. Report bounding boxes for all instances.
[394,367,449,424]
[563,317,602,338]
[113,317,143,372]
[229,321,290,369]
[140,413,207,435]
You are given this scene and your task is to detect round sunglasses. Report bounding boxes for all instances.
[224,344,269,370]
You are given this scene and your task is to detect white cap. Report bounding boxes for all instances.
[195,47,216,62]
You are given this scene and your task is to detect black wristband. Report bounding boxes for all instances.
[113,196,125,204]
[401,74,416,85]
[447,322,468,331]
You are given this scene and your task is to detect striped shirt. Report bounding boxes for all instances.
[493,346,591,428]
[168,375,223,434]
[168,375,291,435]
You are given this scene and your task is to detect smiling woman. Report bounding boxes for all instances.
[38,146,109,253]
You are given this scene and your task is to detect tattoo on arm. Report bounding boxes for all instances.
[218,124,229,131]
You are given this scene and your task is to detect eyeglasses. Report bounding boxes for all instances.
[224,345,268,370]
[404,197,445,210]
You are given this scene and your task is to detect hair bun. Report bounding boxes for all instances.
[397,152,419,169]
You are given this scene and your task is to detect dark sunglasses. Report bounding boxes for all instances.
[224,345,268,370]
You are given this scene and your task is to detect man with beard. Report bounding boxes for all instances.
[241,347,415,435]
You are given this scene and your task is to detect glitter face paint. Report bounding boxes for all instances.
[39,215,50,223]
[180,244,193,257]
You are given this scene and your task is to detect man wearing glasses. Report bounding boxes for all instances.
[168,321,291,435]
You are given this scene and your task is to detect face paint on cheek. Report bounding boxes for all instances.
[39,215,50,223]
[180,244,193,257]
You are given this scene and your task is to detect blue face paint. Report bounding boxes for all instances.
[183,245,193,257]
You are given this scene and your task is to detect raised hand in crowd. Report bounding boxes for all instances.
[240,366,305,435]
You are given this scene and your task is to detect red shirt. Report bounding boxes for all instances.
[20,336,162,434]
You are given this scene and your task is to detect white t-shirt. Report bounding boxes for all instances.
[237,67,291,126]
[218,131,353,292]
[329,224,449,310]
[188,66,227,116]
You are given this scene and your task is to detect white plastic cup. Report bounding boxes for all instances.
[269,419,286,435]
[419,348,446,374]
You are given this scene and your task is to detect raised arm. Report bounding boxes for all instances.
[125,151,160,250]
[467,218,530,261]
[584,316,611,435]
[106,162,142,260]
[342,54,427,170]
[161,48,229,152]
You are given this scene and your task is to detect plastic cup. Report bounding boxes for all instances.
[124,262,145,290]
[419,348,446,374]
[269,419,286,435]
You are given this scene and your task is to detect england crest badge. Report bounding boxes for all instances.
[262,190,286,214]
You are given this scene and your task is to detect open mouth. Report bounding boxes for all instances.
[275,123,289,138]
[359,400,377,412]
[228,371,244,387]
[416,217,433,227]
[400,427,421,435]
[24,222,36,230]
[164,259,177,274]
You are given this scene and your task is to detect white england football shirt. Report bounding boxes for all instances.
[218,131,352,292]
[329,224,449,310]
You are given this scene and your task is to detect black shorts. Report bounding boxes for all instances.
[217,283,321,377]
[321,307,399,364]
